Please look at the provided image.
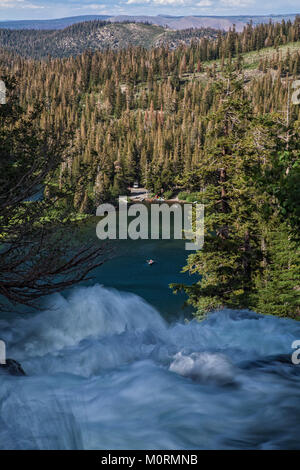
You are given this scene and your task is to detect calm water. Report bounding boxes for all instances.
[90,234,194,319]
[0,223,300,450]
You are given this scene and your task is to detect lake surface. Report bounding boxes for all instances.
[0,221,300,450]
[91,235,195,319]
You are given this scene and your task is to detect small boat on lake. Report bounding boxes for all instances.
[147,259,155,266]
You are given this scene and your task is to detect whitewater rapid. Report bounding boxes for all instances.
[0,284,300,450]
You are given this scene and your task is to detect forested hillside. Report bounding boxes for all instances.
[1,17,299,318]
[0,21,219,59]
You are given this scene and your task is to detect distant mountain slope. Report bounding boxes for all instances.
[0,21,220,59]
[0,15,110,30]
[0,14,298,32]
[110,15,246,32]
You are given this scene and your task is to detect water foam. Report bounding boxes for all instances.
[0,285,300,449]
[169,352,236,385]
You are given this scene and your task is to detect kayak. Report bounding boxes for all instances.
[147,260,155,266]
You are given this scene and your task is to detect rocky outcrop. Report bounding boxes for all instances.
[0,359,26,376]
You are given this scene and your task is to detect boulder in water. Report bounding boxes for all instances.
[169,351,235,386]
[0,359,26,376]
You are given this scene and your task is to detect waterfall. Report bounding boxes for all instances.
[1,285,300,450]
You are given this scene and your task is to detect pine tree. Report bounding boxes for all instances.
[253,223,300,319]
[173,73,263,317]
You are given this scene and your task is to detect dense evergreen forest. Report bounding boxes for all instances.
[0,21,220,59]
[0,17,299,319]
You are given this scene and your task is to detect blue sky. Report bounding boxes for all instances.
[0,0,299,21]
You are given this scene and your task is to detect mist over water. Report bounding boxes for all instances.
[1,284,300,450]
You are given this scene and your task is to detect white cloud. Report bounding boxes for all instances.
[0,0,44,8]
[196,0,212,6]
[125,0,216,11]
[126,0,256,6]
[79,3,108,10]
[127,0,195,5]
[151,0,190,3]
[220,0,254,5]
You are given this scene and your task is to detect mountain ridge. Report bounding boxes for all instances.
[0,13,298,32]
[0,21,221,59]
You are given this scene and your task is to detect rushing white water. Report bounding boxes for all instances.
[0,284,300,450]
